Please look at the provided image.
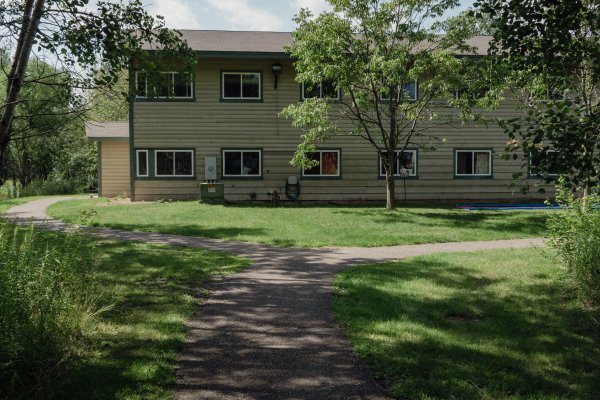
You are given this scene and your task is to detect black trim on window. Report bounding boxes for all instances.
[220,148,264,179]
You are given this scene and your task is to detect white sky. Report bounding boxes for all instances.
[140,0,476,31]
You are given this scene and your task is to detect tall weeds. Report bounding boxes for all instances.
[548,186,600,310]
[0,225,98,399]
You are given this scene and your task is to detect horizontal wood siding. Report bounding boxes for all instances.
[133,58,552,202]
[100,141,130,197]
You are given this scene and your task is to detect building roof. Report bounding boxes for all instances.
[144,30,492,56]
[85,121,129,141]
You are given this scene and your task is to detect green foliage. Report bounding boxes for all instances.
[282,0,488,208]
[475,0,600,193]
[334,248,600,399]
[0,0,195,185]
[0,225,98,399]
[86,69,129,122]
[0,58,98,190]
[548,185,600,308]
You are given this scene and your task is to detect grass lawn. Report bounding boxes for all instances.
[333,248,600,399]
[0,198,250,400]
[48,198,549,247]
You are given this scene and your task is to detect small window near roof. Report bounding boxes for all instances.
[155,150,194,177]
[379,150,417,177]
[222,150,262,177]
[302,80,340,100]
[136,150,148,177]
[302,150,340,177]
[455,150,492,177]
[222,72,261,100]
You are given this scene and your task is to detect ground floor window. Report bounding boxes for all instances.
[455,150,492,177]
[155,150,194,177]
[530,149,560,177]
[302,150,340,177]
[379,150,417,177]
[222,149,262,177]
[136,150,148,177]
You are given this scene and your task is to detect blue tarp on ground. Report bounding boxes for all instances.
[456,203,562,211]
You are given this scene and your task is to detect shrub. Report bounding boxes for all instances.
[548,186,600,308]
[0,225,98,399]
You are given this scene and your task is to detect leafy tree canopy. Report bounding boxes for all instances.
[281,0,485,209]
[475,0,600,194]
[0,0,195,184]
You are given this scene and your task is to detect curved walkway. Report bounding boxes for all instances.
[3,197,546,400]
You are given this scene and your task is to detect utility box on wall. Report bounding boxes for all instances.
[200,182,224,201]
[205,155,217,181]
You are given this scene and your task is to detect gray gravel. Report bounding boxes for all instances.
[3,197,546,400]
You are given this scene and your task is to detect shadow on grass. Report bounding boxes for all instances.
[334,258,600,399]
[333,208,548,236]
[92,223,272,242]
[57,239,249,400]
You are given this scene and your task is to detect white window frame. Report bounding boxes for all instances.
[136,150,149,177]
[154,150,194,178]
[135,71,194,99]
[529,149,560,177]
[221,72,262,100]
[379,80,418,101]
[301,150,341,177]
[454,149,492,177]
[222,149,263,178]
[379,150,418,177]
[301,81,341,100]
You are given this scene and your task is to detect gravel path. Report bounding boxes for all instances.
[3,197,546,400]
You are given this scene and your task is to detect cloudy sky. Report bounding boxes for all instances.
[140,0,475,31]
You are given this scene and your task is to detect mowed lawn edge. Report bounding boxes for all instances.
[1,198,252,400]
[48,198,549,248]
[333,248,600,399]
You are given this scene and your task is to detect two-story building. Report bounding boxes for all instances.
[87,30,550,202]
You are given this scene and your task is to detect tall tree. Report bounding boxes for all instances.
[0,57,97,189]
[0,0,195,184]
[474,0,600,195]
[281,0,482,209]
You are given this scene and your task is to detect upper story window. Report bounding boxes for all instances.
[302,80,340,100]
[222,149,262,178]
[155,150,194,177]
[302,150,340,178]
[380,80,418,101]
[455,149,492,177]
[379,150,417,177]
[136,72,193,99]
[222,72,261,100]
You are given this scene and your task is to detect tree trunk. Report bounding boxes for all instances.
[386,171,396,210]
[384,153,396,210]
[0,0,44,174]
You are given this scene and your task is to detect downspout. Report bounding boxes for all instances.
[128,67,136,201]
[97,141,102,196]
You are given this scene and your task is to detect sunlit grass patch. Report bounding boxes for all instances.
[333,248,600,399]
[49,198,549,247]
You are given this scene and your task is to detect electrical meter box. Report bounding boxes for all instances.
[204,155,217,181]
[200,182,224,200]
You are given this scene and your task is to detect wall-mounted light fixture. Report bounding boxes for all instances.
[272,62,282,89]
